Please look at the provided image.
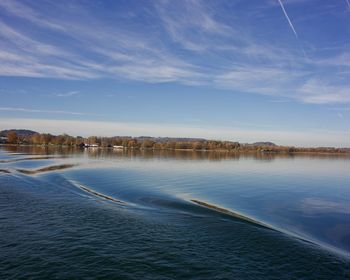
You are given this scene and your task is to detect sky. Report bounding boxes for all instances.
[1,0,350,147]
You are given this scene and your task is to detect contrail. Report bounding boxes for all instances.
[277,0,298,38]
[346,0,350,9]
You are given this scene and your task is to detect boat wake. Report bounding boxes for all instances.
[0,156,63,163]
[16,164,77,175]
[63,178,349,258]
[190,199,275,230]
[68,180,127,205]
[3,156,349,259]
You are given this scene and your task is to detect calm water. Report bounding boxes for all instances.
[1,146,350,279]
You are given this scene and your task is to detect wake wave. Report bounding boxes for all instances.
[0,156,61,163]
[65,178,312,246]
[13,165,349,259]
[0,169,11,174]
[68,180,127,205]
[190,199,275,231]
[16,164,77,175]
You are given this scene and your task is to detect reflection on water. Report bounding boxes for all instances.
[4,144,350,161]
[1,145,350,279]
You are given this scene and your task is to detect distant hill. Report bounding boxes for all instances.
[119,136,207,143]
[253,142,276,146]
[0,129,38,137]
[144,137,207,143]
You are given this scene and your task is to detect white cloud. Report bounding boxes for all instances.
[0,0,64,31]
[214,65,311,102]
[0,1,202,82]
[0,0,350,105]
[55,91,80,97]
[0,107,89,116]
[155,0,233,51]
[298,79,350,104]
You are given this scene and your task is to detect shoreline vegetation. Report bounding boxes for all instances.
[1,129,349,155]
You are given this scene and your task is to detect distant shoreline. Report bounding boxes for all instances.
[1,129,349,155]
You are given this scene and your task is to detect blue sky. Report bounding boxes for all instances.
[1,0,350,146]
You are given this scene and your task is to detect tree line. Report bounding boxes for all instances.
[2,130,349,154]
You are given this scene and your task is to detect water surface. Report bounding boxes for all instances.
[1,146,350,279]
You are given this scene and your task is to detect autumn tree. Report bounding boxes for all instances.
[87,136,100,145]
[39,134,52,145]
[127,139,139,148]
[30,133,40,144]
[75,136,84,146]
[142,140,155,149]
[192,141,203,150]
[7,131,18,144]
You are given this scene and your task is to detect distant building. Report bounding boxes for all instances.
[84,143,99,148]
[113,145,124,149]
[0,136,8,144]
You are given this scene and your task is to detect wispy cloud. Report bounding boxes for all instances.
[0,0,64,31]
[330,106,350,111]
[0,0,350,105]
[0,1,201,82]
[214,66,306,97]
[0,107,92,116]
[154,0,233,51]
[55,91,80,97]
[298,79,350,104]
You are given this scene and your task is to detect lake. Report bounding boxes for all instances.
[1,145,350,279]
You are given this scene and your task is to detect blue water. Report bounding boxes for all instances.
[1,146,350,279]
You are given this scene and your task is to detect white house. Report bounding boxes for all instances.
[113,145,124,149]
